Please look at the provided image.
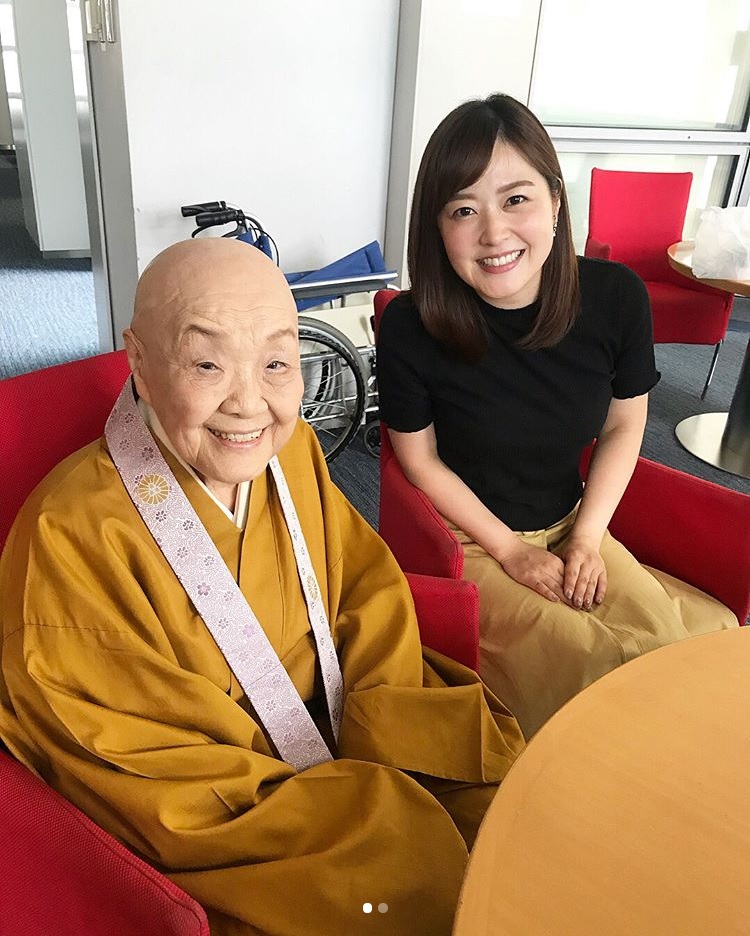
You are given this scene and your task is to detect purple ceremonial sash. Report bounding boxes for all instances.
[104,378,343,772]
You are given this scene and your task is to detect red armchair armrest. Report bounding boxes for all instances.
[406,572,480,671]
[584,236,612,260]
[580,445,750,623]
[607,456,750,624]
[379,436,464,580]
[0,749,209,936]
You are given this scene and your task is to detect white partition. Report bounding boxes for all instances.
[0,36,12,147]
[3,0,89,254]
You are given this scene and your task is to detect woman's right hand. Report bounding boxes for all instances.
[495,539,570,604]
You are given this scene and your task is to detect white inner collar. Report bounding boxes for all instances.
[137,399,250,530]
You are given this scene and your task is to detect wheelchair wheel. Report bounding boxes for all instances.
[298,317,367,461]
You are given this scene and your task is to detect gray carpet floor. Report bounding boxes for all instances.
[0,161,98,380]
[2,158,749,531]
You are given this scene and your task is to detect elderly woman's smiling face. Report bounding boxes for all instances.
[124,240,304,508]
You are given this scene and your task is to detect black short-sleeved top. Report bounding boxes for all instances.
[377,257,659,531]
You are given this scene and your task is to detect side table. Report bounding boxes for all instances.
[667,240,750,479]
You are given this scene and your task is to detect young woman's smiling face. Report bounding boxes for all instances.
[438,141,559,309]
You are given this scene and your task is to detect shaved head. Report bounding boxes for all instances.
[124,238,304,505]
[131,237,296,339]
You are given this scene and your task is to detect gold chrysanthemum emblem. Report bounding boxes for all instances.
[136,474,170,505]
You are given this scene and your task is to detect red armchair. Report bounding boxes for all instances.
[0,349,483,931]
[584,168,734,398]
[374,289,750,631]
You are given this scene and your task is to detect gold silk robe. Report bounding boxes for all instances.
[0,419,523,936]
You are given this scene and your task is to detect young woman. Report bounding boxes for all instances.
[377,93,737,739]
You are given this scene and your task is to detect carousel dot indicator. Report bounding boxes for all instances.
[362,903,373,914]
[378,903,389,913]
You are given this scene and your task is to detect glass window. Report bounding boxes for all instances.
[531,0,750,132]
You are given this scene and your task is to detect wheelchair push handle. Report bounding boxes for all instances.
[180,201,227,217]
[194,208,243,228]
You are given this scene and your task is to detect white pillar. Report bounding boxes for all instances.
[3,0,89,254]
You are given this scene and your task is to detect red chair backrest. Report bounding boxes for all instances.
[0,350,131,552]
[373,290,467,580]
[586,169,692,284]
[372,287,398,339]
[0,749,209,936]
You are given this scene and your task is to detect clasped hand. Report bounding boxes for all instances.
[497,536,607,609]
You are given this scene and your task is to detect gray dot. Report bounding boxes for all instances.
[378,903,389,913]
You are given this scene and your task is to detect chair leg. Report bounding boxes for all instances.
[701,341,723,400]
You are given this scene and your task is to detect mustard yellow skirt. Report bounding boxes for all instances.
[450,508,738,740]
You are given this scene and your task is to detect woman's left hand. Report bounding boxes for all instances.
[559,393,647,611]
[557,535,607,610]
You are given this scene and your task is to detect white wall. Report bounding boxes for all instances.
[95,0,400,345]
[116,0,399,275]
[384,0,542,281]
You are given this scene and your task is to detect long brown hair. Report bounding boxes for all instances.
[407,93,580,361]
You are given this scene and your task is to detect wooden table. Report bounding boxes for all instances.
[453,628,750,936]
[667,240,750,479]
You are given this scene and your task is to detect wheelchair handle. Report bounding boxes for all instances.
[180,201,226,217]
[194,208,243,228]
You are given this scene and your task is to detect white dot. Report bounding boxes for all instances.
[362,903,373,914]
[378,903,389,913]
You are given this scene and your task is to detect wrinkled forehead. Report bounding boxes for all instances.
[161,287,297,328]
[169,294,299,348]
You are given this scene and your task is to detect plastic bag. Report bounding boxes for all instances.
[691,206,750,280]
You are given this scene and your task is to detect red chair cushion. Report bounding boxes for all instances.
[406,572,479,671]
[645,281,733,345]
[372,288,396,334]
[586,169,692,282]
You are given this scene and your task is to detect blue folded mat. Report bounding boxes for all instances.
[283,241,389,312]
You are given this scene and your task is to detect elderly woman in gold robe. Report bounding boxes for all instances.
[0,239,523,936]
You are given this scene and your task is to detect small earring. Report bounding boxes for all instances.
[552,217,558,237]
